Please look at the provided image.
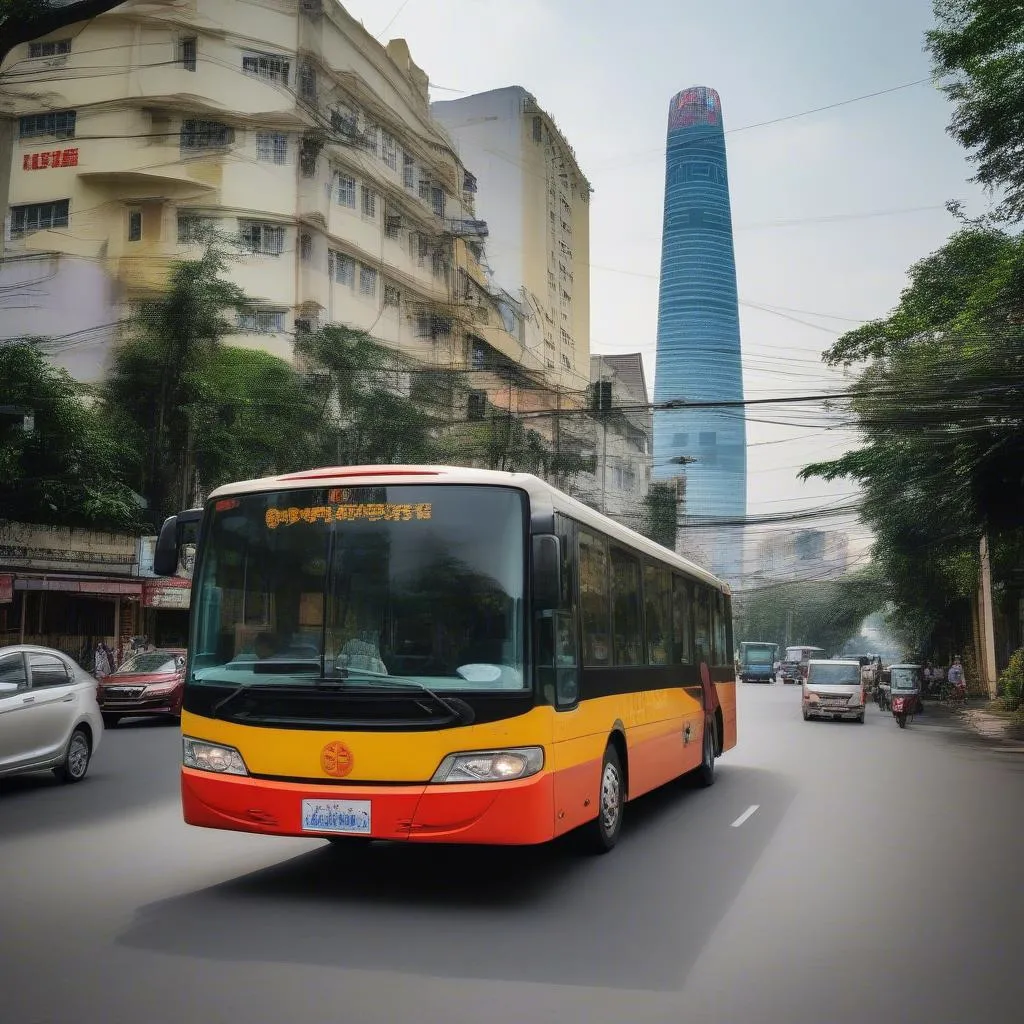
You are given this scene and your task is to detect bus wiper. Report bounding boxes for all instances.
[211,682,252,719]
[329,672,476,725]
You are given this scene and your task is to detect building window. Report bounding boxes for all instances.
[359,266,377,297]
[532,115,542,143]
[361,122,379,155]
[331,106,358,138]
[383,283,401,308]
[418,178,432,202]
[239,220,284,255]
[19,111,76,140]
[403,152,415,190]
[179,37,197,71]
[384,209,401,239]
[299,232,312,261]
[242,52,290,86]
[329,251,355,286]
[177,213,213,243]
[29,39,71,58]
[415,313,432,338]
[431,249,446,278]
[127,208,142,242]
[361,186,377,219]
[335,174,356,208]
[9,199,69,237]
[237,309,286,334]
[560,353,571,370]
[467,390,487,421]
[431,186,446,219]
[256,132,288,164]
[181,119,231,150]
[381,132,398,171]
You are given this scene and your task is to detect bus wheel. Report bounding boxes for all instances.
[695,719,716,788]
[583,744,624,854]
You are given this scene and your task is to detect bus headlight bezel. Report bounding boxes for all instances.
[431,747,544,784]
[183,736,249,776]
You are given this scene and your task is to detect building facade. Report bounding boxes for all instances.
[431,87,592,390]
[568,353,653,528]
[652,86,746,578]
[0,0,540,392]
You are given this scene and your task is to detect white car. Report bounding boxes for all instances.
[802,659,867,724]
[0,645,104,783]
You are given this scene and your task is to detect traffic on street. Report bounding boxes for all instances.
[2,681,1021,1024]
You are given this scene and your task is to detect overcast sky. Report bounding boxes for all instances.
[342,0,988,568]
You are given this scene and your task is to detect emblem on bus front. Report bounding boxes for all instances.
[321,741,354,778]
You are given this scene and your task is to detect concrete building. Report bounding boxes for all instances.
[751,529,851,585]
[430,87,592,390]
[0,0,539,391]
[568,353,653,528]
[652,86,746,580]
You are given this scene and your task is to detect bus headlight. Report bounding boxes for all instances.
[431,747,544,784]
[183,736,249,776]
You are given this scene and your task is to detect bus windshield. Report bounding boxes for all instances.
[189,484,527,693]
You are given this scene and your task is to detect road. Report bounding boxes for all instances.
[2,684,1022,1024]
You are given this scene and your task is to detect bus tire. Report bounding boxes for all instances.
[695,718,716,788]
[582,744,625,854]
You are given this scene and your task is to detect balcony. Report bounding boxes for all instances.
[446,218,489,240]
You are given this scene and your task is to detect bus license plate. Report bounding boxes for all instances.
[301,799,371,835]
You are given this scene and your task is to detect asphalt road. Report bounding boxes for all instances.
[2,683,1022,1024]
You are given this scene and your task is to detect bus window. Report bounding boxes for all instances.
[610,547,642,666]
[694,585,711,664]
[579,528,610,666]
[644,564,672,665]
[712,591,728,665]
[672,574,693,665]
[554,514,579,707]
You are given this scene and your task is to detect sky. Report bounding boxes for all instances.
[341,0,988,576]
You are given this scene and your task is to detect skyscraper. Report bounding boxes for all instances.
[652,86,746,579]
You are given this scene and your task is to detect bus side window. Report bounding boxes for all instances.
[644,564,672,665]
[610,546,643,666]
[579,528,610,667]
[672,574,693,665]
[554,514,579,707]
[693,585,711,664]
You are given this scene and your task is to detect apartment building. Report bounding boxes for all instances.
[431,87,592,391]
[0,0,536,391]
[568,353,653,527]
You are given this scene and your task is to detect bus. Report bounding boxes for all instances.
[739,641,778,683]
[152,466,737,853]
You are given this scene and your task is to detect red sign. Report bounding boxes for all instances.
[0,575,12,604]
[23,148,79,171]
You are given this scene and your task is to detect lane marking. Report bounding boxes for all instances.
[731,804,760,828]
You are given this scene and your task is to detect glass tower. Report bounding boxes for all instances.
[652,86,746,580]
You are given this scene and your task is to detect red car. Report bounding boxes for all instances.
[97,648,186,727]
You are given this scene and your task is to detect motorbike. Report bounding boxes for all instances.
[888,664,922,729]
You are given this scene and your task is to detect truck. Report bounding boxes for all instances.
[739,642,778,684]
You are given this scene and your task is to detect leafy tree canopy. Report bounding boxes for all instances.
[927,0,1024,223]
[0,341,142,528]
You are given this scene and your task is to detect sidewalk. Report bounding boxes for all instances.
[958,701,1024,748]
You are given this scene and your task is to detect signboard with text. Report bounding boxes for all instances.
[0,575,12,604]
[23,148,79,170]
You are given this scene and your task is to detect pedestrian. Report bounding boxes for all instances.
[94,641,114,681]
[948,656,966,699]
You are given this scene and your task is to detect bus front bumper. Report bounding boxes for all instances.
[181,766,556,845]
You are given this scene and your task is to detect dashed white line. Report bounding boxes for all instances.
[731,804,760,828]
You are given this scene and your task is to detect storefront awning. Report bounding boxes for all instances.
[14,577,143,596]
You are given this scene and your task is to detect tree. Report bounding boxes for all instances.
[803,227,1024,676]
[104,245,249,515]
[0,340,141,528]
[640,481,681,551]
[927,0,1024,223]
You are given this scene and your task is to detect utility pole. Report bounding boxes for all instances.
[978,533,998,698]
[785,608,793,649]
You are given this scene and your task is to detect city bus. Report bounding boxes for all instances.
[152,466,737,853]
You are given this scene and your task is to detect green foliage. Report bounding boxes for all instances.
[640,482,679,551]
[734,571,880,656]
[105,245,250,516]
[997,648,1024,711]
[0,341,142,529]
[805,226,1024,659]
[927,0,1024,223]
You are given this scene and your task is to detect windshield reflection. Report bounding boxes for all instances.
[190,485,526,693]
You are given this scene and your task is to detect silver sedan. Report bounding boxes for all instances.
[0,645,104,783]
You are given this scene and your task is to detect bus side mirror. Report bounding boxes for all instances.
[153,509,202,577]
[532,535,561,612]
